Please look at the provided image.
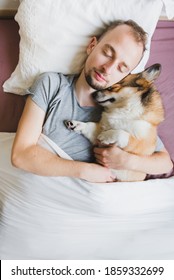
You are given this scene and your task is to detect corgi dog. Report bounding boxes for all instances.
[65,64,164,181]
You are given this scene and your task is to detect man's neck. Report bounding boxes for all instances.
[74,70,96,107]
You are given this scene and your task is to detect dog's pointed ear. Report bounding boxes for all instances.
[142,63,161,82]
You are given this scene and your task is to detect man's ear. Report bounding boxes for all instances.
[87,37,98,55]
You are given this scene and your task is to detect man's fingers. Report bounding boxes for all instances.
[95,158,109,168]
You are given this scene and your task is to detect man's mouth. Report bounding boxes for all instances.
[94,70,106,82]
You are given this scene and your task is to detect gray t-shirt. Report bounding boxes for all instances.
[27,72,103,162]
[27,72,164,162]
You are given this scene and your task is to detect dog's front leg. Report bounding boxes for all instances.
[97,129,130,148]
[65,120,99,144]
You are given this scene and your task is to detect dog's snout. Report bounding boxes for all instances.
[92,91,104,100]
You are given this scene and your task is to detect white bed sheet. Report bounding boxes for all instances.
[0,133,174,259]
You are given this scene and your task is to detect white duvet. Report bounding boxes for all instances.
[0,133,174,259]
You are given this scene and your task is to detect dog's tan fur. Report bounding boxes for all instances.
[65,64,164,181]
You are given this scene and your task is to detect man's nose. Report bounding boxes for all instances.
[102,60,117,75]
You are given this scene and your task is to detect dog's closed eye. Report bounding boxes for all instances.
[107,86,112,91]
[107,84,121,92]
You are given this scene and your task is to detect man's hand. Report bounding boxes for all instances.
[81,162,115,183]
[94,144,173,175]
[94,144,128,169]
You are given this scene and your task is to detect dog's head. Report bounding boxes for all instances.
[92,64,162,115]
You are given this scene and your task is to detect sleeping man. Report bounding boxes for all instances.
[11,20,173,183]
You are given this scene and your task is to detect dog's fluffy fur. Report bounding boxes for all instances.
[65,64,164,181]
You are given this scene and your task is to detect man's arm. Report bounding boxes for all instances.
[94,144,173,175]
[11,97,114,183]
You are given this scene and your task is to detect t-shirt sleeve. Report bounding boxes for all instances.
[26,72,61,112]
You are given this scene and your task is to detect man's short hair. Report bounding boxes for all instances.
[98,19,147,51]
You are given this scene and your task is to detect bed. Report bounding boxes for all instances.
[0,0,174,260]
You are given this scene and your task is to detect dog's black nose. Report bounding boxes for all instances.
[92,91,99,100]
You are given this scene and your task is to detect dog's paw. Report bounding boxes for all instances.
[64,120,84,134]
[115,130,129,148]
[98,130,129,147]
[97,131,116,145]
[64,120,76,130]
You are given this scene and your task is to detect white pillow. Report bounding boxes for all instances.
[3,0,164,95]
[162,0,174,19]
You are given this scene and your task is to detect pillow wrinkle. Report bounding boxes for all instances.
[17,0,38,81]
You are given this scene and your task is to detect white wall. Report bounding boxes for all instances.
[0,0,20,10]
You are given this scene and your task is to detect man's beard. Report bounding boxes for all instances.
[84,68,108,91]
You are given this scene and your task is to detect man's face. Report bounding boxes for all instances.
[84,25,144,91]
